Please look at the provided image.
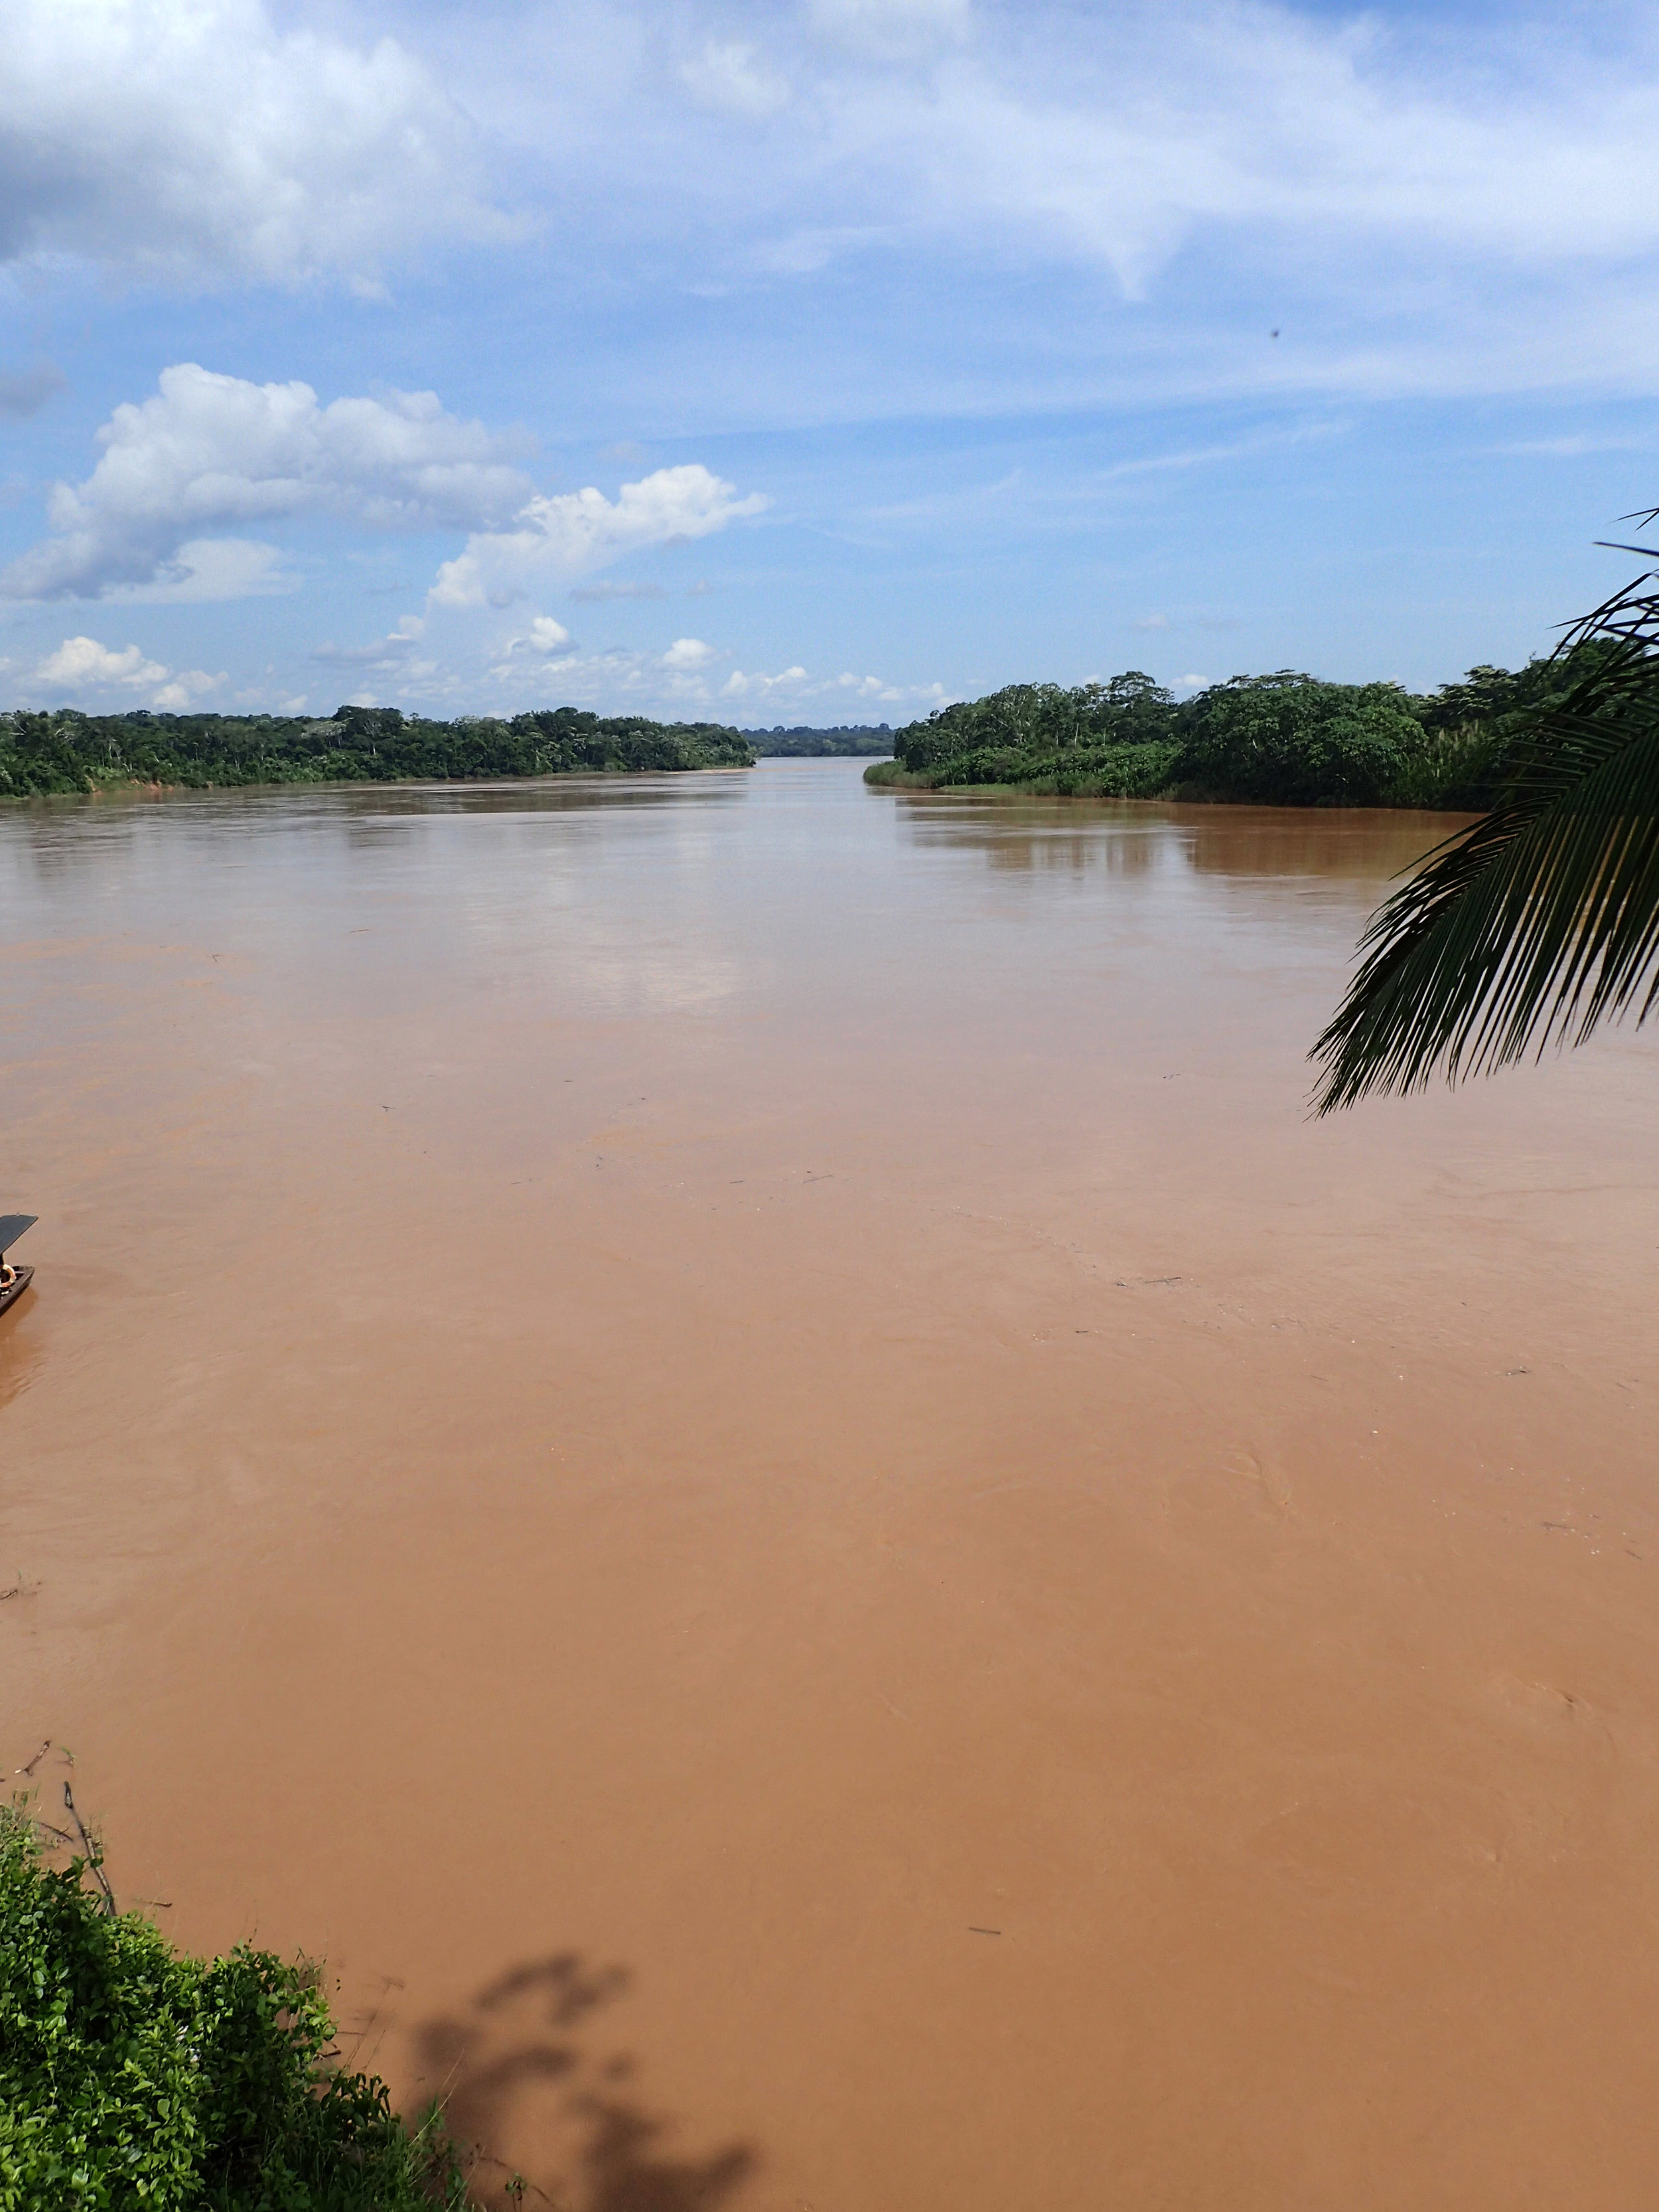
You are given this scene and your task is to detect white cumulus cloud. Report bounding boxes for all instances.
[36,637,165,689]
[490,615,575,674]
[523,615,574,652]
[1,364,534,601]
[661,636,716,670]
[429,465,767,609]
[485,614,582,682]
[0,0,507,287]
[33,635,220,709]
[113,540,299,605]
[721,665,812,699]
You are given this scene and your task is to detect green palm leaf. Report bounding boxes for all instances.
[1311,533,1659,1112]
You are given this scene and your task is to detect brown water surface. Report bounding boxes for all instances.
[4,760,1658,2209]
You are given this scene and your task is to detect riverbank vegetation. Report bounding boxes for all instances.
[868,654,1619,810]
[751,724,892,756]
[0,1803,474,2207]
[0,704,755,798]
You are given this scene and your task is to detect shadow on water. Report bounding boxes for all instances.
[409,1954,757,2212]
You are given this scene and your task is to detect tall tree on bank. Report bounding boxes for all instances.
[1312,519,1659,1112]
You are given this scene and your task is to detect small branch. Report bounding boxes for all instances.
[62,1781,116,1917]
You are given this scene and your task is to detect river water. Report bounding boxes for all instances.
[4,759,1658,2209]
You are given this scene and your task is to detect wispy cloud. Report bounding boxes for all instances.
[0,360,65,419]
[1486,433,1659,459]
[680,40,791,119]
[420,0,1659,404]
[311,616,428,670]
[719,663,946,713]
[1131,610,1240,634]
[569,579,669,602]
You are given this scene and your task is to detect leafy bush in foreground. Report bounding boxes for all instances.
[0,1808,469,2209]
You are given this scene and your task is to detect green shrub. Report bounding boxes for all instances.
[1381,721,1510,810]
[0,1808,470,2209]
[918,741,1183,796]
[1173,672,1425,806]
[894,675,1177,775]
[1392,642,1634,809]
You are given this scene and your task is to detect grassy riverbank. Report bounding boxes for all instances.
[0,1806,476,2208]
[0,704,755,798]
[871,655,1611,808]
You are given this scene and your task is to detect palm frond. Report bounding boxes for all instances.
[1311,553,1659,1112]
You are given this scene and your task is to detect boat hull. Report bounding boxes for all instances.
[0,1264,33,1320]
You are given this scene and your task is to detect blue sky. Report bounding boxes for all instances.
[1,0,1656,725]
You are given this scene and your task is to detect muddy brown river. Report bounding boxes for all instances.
[4,759,1658,2209]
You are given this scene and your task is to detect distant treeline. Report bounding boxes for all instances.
[867,655,1621,810]
[0,703,755,798]
[752,724,893,756]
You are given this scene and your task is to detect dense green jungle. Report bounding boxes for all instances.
[867,653,1619,809]
[0,703,756,798]
[3,652,1611,808]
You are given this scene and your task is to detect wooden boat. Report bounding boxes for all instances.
[0,1216,35,1319]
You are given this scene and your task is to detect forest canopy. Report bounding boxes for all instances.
[751,724,892,756]
[0,703,755,798]
[4,652,1621,810]
[869,651,1623,810]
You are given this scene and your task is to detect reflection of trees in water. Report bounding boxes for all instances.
[0,776,749,891]
[897,794,1465,892]
[0,795,169,889]
[1179,806,1469,885]
[335,778,749,824]
[897,795,1168,880]
[411,1954,756,2212]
